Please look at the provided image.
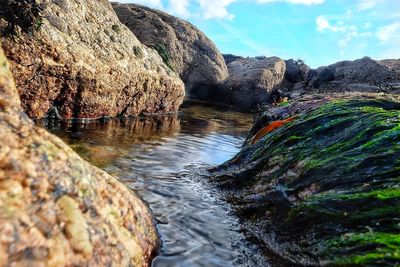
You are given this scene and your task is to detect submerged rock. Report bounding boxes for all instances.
[112,3,228,97]
[0,46,158,265]
[221,57,286,111]
[0,0,184,119]
[212,93,400,266]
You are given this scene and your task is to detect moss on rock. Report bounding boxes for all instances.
[212,94,400,266]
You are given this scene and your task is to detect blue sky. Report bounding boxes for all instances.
[116,0,400,67]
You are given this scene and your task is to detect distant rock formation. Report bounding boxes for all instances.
[224,55,400,104]
[112,3,228,96]
[306,57,400,93]
[223,54,244,65]
[280,59,310,92]
[0,45,158,266]
[0,0,185,119]
[221,57,286,111]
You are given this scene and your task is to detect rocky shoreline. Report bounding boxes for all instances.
[0,1,399,266]
[210,93,400,266]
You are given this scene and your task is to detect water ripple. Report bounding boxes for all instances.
[42,103,269,267]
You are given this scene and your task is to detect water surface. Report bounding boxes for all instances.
[43,102,269,267]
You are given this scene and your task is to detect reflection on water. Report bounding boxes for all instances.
[42,102,269,267]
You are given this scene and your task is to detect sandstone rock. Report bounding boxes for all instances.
[112,3,228,96]
[308,57,400,93]
[222,57,286,111]
[0,0,185,119]
[212,93,400,266]
[0,46,158,266]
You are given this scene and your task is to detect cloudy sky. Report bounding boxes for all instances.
[116,0,400,67]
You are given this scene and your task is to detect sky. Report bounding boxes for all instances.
[115,0,400,68]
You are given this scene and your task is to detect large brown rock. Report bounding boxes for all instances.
[0,46,158,266]
[0,0,185,119]
[307,57,400,93]
[222,56,286,111]
[112,3,229,96]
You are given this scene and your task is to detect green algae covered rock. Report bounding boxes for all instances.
[212,94,400,266]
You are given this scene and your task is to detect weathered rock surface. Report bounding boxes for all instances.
[280,59,310,94]
[221,57,286,111]
[306,57,400,93]
[0,0,185,119]
[223,54,244,65]
[0,46,158,266]
[112,3,228,96]
[212,93,400,266]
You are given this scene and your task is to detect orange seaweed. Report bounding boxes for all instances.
[250,117,295,145]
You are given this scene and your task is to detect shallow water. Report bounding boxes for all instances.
[42,102,269,267]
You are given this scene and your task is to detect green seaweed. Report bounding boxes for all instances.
[325,232,400,266]
[152,44,174,71]
[214,96,400,265]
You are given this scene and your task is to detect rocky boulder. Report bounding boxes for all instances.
[221,57,286,111]
[307,57,400,93]
[0,0,185,119]
[280,59,310,94]
[0,46,158,266]
[222,54,244,65]
[112,3,228,97]
[211,93,400,266]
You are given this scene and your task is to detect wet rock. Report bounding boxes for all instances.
[212,93,400,266]
[112,3,228,96]
[221,57,286,111]
[0,0,185,119]
[0,46,158,266]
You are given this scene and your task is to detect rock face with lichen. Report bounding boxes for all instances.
[0,46,158,266]
[212,93,400,266]
[221,57,286,111]
[112,3,229,96]
[0,0,185,119]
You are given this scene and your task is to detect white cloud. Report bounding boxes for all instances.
[116,0,324,20]
[316,15,373,55]
[257,0,324,4]
[199,0,237,20]
[168,0,190,17]
[316,16,346,32]
[117,0,163,8]
[377,22,400,43]
[357,0,382,11]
